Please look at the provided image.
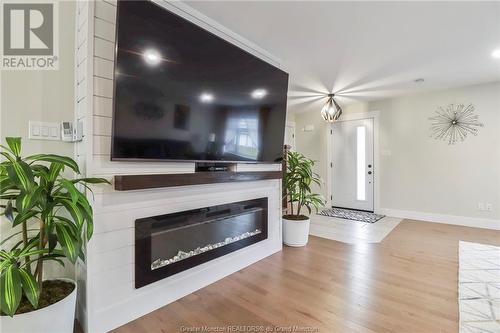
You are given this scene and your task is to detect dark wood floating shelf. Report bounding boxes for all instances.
[114,171,282,191]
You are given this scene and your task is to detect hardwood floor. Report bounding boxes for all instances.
[111,220,500,333]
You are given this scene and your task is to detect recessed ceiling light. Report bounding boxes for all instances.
[492,48,500,59]
[251,88,267,99]
[414,78,425,83]
[200,93,214,103]
[142,49,162,66]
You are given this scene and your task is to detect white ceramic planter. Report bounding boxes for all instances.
[282,216,310,247]
[0,278,77,333]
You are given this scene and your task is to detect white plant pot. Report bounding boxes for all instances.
[0,278,77,333]
[282,216,310,247]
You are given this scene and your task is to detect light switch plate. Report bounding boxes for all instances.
[29,121,61,141]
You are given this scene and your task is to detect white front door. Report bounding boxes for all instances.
[331,118,374,211]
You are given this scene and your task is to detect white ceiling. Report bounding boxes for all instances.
[186,1,500,113]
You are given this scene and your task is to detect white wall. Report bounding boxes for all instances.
[293,81,500,228]
[373,82,500,223]
[0,1,76,278]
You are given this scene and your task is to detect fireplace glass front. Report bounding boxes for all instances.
[135,198,268,288]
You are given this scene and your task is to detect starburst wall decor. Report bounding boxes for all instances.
[429,103,484,145]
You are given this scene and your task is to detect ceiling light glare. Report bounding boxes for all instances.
[200,93,214,103]
[143,49,162,66]
[251,88,267,99]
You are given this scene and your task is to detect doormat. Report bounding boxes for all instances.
[458,241,500,333]
[318,207,385,223]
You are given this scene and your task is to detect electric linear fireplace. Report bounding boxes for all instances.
[135,198,268,288]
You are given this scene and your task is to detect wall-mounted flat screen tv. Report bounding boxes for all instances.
[112,1,289,163]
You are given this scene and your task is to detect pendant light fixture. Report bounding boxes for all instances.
[321,93,342,122]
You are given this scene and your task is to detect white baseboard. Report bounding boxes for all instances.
[378,208,500,230]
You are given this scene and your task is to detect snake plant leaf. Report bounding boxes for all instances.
[13,210,38,227]
[31,164,50,180]
[57,198,84,227]
[0,265,22,316]
[18,268,40,308]
[26,154,80,173]
[0,151,16,163]
[6,160,34,192]
[58,179,80,204]
[86,219,94,240]
[55,223,79,263]
[5,137,21,157]
[48,163,65,183]
[0,176,15,194]
[15,187,42,214]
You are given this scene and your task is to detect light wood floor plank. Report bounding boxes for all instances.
[109,220,500,333]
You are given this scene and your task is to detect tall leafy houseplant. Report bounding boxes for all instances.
[283,151,324,220]
[0,137,109,316]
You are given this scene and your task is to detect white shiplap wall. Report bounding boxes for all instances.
[76,1,284,332]
[87,181,282,332]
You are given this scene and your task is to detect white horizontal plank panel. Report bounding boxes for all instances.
[94,18,115,43]
[91,179,279,214]
[91,233,280,310]
[94,57,114,79]
[93,135,111,155]
[91,246,134,276]
[90,228,134,254]
[90,155,195,177]
[93,77,113,98]
[93,115,112,136]
[93,96,113,117]
[92,221,282,300]
[92,185,278,234]
[94,38,114,60]
[93,265,133,292]
[95,0,117,24]
[91,238,280,318]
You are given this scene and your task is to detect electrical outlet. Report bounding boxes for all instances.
[486,203,493,212]
[478,203,485,211]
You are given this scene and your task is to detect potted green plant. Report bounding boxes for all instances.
[0,137,109,332]
[282,151,324,247]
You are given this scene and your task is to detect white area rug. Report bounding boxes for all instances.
[459,241,500,333]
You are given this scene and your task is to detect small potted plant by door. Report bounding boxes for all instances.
[282,151,324,247]
[0,138,109,332]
